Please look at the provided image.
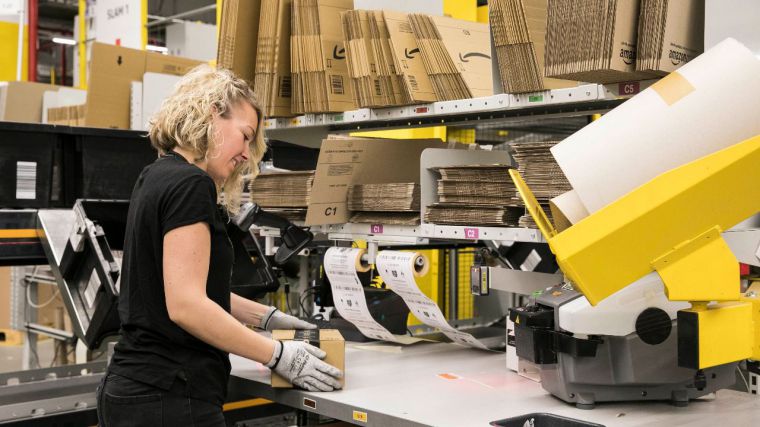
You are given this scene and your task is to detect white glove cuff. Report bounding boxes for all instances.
[261,306,278,331]
[265,340,283,369]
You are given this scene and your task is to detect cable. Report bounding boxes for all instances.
[25,283,59,308]
[737,365,751,393]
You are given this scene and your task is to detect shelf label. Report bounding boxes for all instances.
[618,81,640,96]
[353,410,368,423]
[528,95,543,103]
[371,224,383,234]
[333,114,344,122]
[290,118,300,125]
[414,106,429,114]
[464,227,479,239]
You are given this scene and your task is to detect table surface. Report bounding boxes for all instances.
[229,341,760,426]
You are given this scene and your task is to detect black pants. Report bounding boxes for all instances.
[96,372,225,427]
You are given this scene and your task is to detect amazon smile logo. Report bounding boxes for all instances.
[458,52,491,62]
[332,45,345,60]
[404,47,420,59]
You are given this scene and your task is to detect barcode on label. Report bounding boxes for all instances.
[331,75,344,95]
[373,78,382,96]
[279,75,292,98]
[16,161,36,200]
[408,75,419,92]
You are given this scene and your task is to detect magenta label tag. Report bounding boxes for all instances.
[464,228,479,239]
[371,224,384,234]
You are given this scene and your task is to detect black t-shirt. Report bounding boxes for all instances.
[109,151,234,407]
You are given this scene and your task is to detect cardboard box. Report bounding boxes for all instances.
[84,42,202,129]
[291,0,356,113]
[0,81,59,123]
[271,329,345,388]
[382,10,438,104]
[490,0,576,93]
[636,0,704,75]
[254,0,293,117]
[217,0,262,85]
[47,104,87,126]
[408,14,493,100]
[545,0,655,83]
[306,137,443,225]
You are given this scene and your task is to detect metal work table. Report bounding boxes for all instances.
[229,341,760,426]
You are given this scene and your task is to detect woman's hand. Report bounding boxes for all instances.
[260,307,317,331]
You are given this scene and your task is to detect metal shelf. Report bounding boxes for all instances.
[257,222,545,249]
[263,81,658,146]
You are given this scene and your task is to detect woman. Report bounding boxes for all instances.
[97,65,342,427]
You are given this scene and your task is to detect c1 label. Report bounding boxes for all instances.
[370,224,383,234]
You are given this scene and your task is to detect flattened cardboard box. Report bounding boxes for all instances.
[271,329,345,388]
[217,0,262,85]
[84,43,202,129]
[383,10,437,103]
[1,81,60,123]
[306,137,443,225]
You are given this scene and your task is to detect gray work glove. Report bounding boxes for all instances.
[261,306,316,331]
[265,340,343,392]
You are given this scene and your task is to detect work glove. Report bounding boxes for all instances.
[261,306,316,331]
[265,340,343,392]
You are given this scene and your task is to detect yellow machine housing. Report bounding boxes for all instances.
[511,134,760,369]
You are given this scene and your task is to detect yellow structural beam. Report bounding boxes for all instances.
[0,19,27,81]
[141,0,148,50]
[78,0,86,89]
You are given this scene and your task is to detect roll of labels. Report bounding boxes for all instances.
[323,247,488,349]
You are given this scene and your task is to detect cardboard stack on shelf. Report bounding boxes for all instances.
[348,182,420,225]
[382,10,439,105]
[510,141,571,228]
[342,10,393,108]
[249,170,315,221]
[217,0,261,86]
[407,14,493,100]
[635,0,704,75]
[425,165,522,227]
[489,0,575,93]
[290,0,356,113]
[254,0,293,117]
[545,0,654,84]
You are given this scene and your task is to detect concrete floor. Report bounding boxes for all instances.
[0,336,61,374]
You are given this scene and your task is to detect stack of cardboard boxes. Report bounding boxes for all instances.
[290,0,356,113]
[407,14,493,100]
[489,0,575,93]
[545,0,653,84]
[254,0,293,117]
[217,0,261,86]
[636,0,704,75]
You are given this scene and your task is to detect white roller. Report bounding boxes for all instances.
[551,38,760,213]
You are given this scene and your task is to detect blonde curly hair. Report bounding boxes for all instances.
[148,64,266,214]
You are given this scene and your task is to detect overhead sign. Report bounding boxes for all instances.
[94,0,143,49]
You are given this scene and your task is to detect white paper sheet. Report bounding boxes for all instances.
[324,247,405,342]
[551,38,760,213]
[376,251,489,350]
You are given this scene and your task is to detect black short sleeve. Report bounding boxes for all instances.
[110,153,234,407]
[161,175,217,236]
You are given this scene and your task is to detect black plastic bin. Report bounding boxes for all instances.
[0,123,64,208]
[72,127,156,202]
